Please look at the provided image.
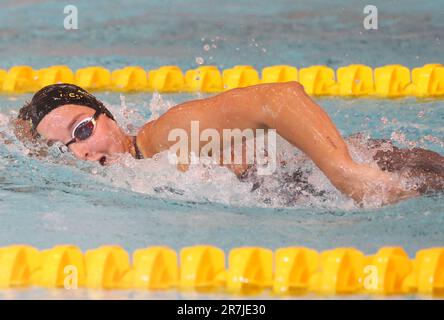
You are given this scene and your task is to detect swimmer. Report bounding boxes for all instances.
[13,82,444,205]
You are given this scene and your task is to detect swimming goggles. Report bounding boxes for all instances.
[65,110,101,147]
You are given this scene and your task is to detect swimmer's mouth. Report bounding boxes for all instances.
[99,156,107,166]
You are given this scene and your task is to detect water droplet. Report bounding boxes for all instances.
[195,57,205,65]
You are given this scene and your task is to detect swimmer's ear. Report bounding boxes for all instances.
[12,117,39,144]
[15,99,40,142]
[11,117,51,159]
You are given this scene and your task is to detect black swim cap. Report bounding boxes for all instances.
[18,83,115,132]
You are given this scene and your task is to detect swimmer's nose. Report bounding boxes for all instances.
[70,144,104,162]
[84,152,106,162]
[79,151,94,161]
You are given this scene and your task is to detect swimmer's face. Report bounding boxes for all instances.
[36,104,129,164]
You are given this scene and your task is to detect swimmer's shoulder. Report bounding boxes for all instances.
[136,120,159,158]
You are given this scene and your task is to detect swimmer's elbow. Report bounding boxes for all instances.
[284,81,304,91]
[256,81,308,102]
[221,81,305,99]
[264,81,305,94]
[280,81,307,97]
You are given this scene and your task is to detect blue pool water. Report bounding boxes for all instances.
[0,0,443,298]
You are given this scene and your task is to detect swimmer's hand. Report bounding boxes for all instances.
[335,163,419,206]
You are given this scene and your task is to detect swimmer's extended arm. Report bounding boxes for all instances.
[137,82,417,204]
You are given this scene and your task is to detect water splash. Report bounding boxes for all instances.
[0,95,439,211]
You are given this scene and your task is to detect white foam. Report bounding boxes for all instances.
[0,112,9,127]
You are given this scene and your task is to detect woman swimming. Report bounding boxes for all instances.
[13,82,444,206]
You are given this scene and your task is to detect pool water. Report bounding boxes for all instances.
[1,93,443,254]
[0,0,443,298]
[1,0,443,70]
